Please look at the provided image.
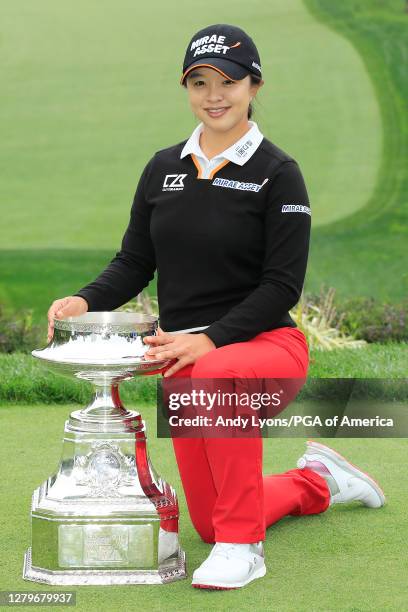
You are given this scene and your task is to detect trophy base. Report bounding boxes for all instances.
[22,418,187,585]
[23,546,187,585]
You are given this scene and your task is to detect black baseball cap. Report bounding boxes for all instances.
[180,23,262,85]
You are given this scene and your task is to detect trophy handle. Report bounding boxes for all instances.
[134,429,179,533]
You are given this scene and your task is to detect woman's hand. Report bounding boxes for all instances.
[47,296,89,342]
[143,327,216,377]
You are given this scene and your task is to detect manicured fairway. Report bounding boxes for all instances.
[305,0,408,301]
[1,0,380,250]
[0,403,407,611]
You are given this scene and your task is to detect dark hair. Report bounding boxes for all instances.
[248,74,262,119]
[183,71,263,120]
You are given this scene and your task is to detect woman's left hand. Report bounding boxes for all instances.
[143,327,216,377]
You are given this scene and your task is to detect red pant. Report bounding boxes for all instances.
[163,327,331,543]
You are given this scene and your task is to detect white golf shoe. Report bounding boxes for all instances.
[296,440,386,508]
[191,541,266,589]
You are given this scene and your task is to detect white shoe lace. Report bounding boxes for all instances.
[212,543,242,560]
[212,542,262,562]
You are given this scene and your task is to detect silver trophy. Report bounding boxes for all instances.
[23,312,186,585]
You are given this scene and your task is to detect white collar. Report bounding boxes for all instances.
[180,120,264,166]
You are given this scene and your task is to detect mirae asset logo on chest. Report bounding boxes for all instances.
[162,174,269,192]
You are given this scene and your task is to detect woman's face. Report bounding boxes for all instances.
[185,67,263,131]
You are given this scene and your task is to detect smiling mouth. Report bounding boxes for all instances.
[205,107,231,117]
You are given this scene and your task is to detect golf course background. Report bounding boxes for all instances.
[1,0,407,325]
[1,1,407,610]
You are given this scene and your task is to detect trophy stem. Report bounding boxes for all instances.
[68,381,141,433]
[86,383,126,415]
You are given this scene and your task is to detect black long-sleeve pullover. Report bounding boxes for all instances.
[74,136,311,348]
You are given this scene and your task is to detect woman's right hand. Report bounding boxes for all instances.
[47,296,89,343]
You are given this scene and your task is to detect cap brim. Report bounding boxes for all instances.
[180,58,250,85]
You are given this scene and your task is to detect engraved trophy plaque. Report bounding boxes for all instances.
[23,312,186,585]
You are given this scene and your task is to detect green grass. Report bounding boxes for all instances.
[1,403,407,611]
[0,343,406,405]
[303,0,408,300]
[308,341,408,378]
[1,0,380,246]
[0,249,158,327]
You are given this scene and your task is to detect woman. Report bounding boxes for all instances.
[47,23,386,590]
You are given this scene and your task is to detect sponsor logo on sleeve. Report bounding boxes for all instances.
[281,204,311,215]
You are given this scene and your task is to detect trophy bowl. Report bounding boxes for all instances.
[23,312,186,585]
[32,311,171,379]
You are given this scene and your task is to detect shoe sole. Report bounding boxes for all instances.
[192,564,266,589]
[304,440,386,506]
